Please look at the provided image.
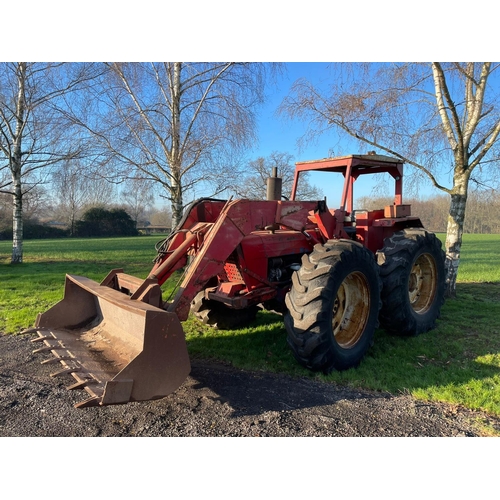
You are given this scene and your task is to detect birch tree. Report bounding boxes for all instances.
[0,62,100,262]
[280,62,500,297]
[73,62,269,227]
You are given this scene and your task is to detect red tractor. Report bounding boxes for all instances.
[29,154,445,408]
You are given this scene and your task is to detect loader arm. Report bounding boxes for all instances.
[151,198,305,319]
[148,197,324,320]
[167,200,258,320]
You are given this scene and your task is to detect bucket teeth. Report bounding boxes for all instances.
[23,327,44,335]
[50,366,81,378]
[31,335,54,343]
[41,356,72,364]
[75,396,102,409]
[29,327,106,406]
[66,379,97,391]
[33,344,62,354]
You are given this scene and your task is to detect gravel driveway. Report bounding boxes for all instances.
[1,332,498,437]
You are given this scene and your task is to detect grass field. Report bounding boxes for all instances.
[1,233,499,432]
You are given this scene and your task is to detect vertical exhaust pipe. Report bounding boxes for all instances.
[266,167,282,201]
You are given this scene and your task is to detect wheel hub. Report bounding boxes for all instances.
[333,271,370,349]
[409,253,437,314]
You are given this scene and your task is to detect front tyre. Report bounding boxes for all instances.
[284,240,381,373]
[191,291,258,330]
[376,228,445,336]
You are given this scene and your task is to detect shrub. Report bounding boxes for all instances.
[75,207,138,237]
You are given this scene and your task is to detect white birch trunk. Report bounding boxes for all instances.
[10,62,26,264]
[170,62,183,228]
[11,173,23,263]
[444,178,468,297]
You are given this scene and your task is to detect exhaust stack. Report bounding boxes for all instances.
[266,167,282,201]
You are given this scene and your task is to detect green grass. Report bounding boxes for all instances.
[0,236,163,332]
[1,233,500,431]
[437,233,500,283]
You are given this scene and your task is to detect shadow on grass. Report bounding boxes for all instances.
[183,282,500,416]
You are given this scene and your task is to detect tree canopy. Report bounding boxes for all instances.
[67,62,271,227]
[0,62,103,262]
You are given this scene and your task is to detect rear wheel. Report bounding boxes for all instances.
[284,240,381,373]
[376,228,445,336]
[190,291,258,330]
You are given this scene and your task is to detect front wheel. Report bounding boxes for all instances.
[376,228,445,336]
[190,291,258,330]
[284,240,381,373]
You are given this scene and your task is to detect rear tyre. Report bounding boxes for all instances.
[284,240,381,373]
[376,228,445,336]
[190,291,258,330]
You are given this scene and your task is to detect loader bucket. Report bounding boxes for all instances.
[28,274,191,408]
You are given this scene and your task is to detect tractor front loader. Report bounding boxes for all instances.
[28,154,446,408]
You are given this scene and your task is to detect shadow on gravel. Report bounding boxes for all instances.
[1,332,385,420]
[187,360,388,418]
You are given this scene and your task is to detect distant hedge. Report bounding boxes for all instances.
[0,223,69,240]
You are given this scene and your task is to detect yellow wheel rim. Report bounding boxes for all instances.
[408,253,437,314]
[332,271,371,348]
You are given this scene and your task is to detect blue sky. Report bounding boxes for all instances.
[251,63,338,161]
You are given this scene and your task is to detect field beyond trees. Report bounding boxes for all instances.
[1,234,499,429]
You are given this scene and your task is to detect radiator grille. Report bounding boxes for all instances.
[222,253,243,281]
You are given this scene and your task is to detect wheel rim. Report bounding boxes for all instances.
[332,271,371,348]
[408,253,437,314]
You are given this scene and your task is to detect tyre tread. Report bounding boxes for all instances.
[377,228,445,336]
[285,240,381,373]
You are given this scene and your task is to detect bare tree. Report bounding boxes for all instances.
[22,184,50,223]
[84,177,116,208]
[280,62,500,296]
[464,188,499,234]
[0,62,101,262]
[50,159,116,235]
[70,63,271,227]
[149,205,173,228]
[234,151,323,200]
[120,176,155,227]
